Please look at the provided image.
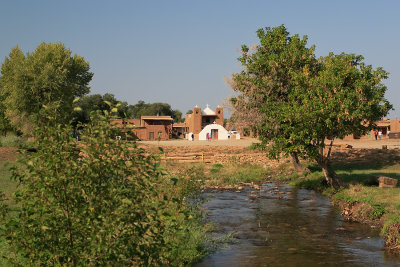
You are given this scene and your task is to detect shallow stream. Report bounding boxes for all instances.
[196,183,400,267]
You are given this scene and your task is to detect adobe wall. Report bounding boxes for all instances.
[391,120,400,132]
[133,125,171,140]
[215,107,223,126]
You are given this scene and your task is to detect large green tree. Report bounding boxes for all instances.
[268,53,391,188]
[0,42,93,134]
[232,25,392,188]
[230,25,318,172]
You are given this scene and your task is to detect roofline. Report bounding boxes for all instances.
[141,116,173,120]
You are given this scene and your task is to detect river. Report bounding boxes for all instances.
[196,183,400,267]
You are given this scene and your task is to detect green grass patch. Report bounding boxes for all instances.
[0,136,29,148]
[210,162,270,185]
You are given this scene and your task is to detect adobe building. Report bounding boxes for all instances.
[184,105,239,140]
[112,116,173,140]
[342,119,400,140]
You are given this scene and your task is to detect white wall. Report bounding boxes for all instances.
[198,124,230,140]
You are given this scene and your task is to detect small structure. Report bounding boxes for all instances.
[184,104,236,140]
[342,119,400,140]
[378,176,398,188]
[172,122,188,138]
[112,116,173,140]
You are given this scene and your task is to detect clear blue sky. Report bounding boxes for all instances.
[1,0,399,118]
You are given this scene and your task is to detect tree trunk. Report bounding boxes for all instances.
[317,156,343,189]
[290,152,309,174]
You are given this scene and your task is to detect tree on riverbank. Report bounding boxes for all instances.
[229,25,318,173]
[231,25,392,188]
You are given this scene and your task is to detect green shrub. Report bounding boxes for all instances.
[370,204,386,219]
[382,216,400,249]
[290,177,327,191]
[2,109,209,266]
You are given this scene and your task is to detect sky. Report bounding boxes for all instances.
[1,0,399,119]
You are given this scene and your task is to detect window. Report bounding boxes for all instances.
[196,110,199,114]
[218,110,221,114]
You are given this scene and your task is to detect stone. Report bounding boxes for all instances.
[378,176,398,188]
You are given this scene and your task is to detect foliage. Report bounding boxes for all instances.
[382,216,400,249]
[2,107,208,266]
[229,25,318,138]
[0,94,13,136]
[0,43,93,135]
[230,25,392,188]
[72,93,129,125]
[128,100,184,122]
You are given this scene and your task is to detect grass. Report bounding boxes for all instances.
[0,158,24,266]
[166,161,277,187]
[0,161,18,199]
[0,135,29,148]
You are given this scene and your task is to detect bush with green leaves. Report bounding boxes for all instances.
[2,109,209,266]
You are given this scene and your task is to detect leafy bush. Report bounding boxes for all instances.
[2,109,209,266]
[370,204,386,219]
[382,216,400,249]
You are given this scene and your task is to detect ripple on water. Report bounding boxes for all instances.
[197,183,400,267]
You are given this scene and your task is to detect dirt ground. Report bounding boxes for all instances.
[0,147,17,162]
[139,137,258,147]
[140,137,400,149]
[1,137,399,164]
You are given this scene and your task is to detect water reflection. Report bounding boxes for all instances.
[197,183,400,267]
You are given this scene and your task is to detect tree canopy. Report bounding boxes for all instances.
[73,93,129,125]
[231,25,392,188]
[0,42,93,134]
[127,101,184,122]
[230,25,318,172]
[73,97,184,125]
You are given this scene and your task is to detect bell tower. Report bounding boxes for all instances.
[192,105,202,134]
[214,105,223,126]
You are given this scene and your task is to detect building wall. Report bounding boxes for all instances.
[112,118,172,140]
[391,120,400,132]
[214,107,223,125]
[185,106,224,135]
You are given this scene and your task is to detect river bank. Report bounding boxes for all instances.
[147,139,400,252]
[1,138,400,256]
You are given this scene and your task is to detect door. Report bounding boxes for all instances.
[211,129,218,139]
[149,132,154,140]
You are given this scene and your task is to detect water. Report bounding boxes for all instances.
[197,183,400,267]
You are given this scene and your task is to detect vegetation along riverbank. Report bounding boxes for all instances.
[151,139,400,251]
[1,135,400,263]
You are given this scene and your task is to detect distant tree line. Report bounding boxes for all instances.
[72,95,184,125]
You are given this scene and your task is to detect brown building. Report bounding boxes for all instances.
[112,116,173,140]
[184,105,223,139]
[342,119,400,140]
